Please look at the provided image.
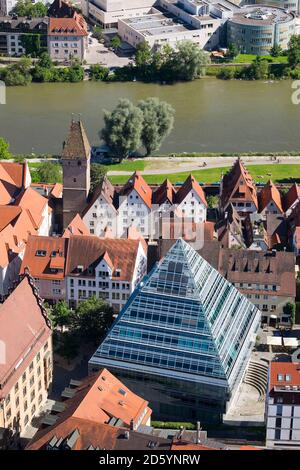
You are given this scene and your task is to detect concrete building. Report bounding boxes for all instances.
[118,9,220,51]
[266,362,300,449]
[253,0,300,16]
[89,238,260,423]
[227,5,296,55]
[47,13,88,62]
[80,0,156,29]
[0,16,48,57]
[0,275,52,439]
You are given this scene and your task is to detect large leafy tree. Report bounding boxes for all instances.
[13,0,47,17]
[170,41,210,81]
[0,138,12,160]
[90,163,107,192]
[36,161,62,183]
[138,97,175,156]
[101,98,143,160]
[50,301,72,331]
[70,296,114,344]
[287,35,300,68]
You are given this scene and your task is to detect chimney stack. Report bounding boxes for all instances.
[130,419,134,431]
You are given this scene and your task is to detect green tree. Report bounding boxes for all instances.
[283,302,296,329]
[92,25,104,42]
[270,44,283,58]
[287,35,300,68]
[243,57,269,80]
[71,296,114,344]
[101,99,143,160]
[135,42,152,68]
[50,301,72,331]
[110,35,121,51]
[67,63,84,82]
[37,52,53,69]
[1,59,32,86]
[207,195,219,208]
[13,0,47,17]
[217,67,235,80]
[89,65,109,81]
[36,162,62,183]
[0,138,12,160]
[138,97,175,156]
[90,163,107,192]
[228,43,239,59]
[170,41,210,80]
[20,34,44,57]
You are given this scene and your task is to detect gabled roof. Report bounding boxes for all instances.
[83,176,117,216]
[63,214,90,238]
[220,159,258,209]
[118,172,152,209]
[0,276,51,398]
[259,180,283,213]
[48,14,88,37]
[65,236,144,281]
[0,206,22,231]
[152,179,176,206]
[20,235,68,280]
[62,120,91,160]
[15,187,49,229]
[285,183,300,211]
[175,175,207,206]
[0,162,29,204]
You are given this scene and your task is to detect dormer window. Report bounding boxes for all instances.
[36,250,46,257]
[77,265,84,273]
[115,269,121,277]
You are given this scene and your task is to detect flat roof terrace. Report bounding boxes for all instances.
[122,12,195,35]
[231,5,294,26]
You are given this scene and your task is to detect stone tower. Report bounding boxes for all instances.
[62,120,91,229]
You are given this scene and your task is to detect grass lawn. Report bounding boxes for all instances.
[109,164,300,185]
[233,54,288,64]
[103,160,147,172]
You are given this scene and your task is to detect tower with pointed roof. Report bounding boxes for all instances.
[89,238,260,423]
[62,120,91,229]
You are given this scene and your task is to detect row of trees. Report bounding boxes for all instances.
[12,0,48,17]
[0,54,85,86]
[102,97,175,159]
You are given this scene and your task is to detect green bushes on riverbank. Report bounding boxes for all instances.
[0,53,85,86]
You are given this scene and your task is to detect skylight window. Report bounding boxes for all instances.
[278,374,284,381]
[118,388,127,396]
[285,374,291,382]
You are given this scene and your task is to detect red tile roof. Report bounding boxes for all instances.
[48,14,88,37]
[0,276,51,398]
[20,235,68,280]
[152,179,176,206]
[221,159,258,209]
[259,180,283,213]
[119,172,152,209]
[27,370,152,450]
[0,206,22,231]
[171,441,220,450]
[65,236,145,281]
[269,362,300,392]
[63,214,90,238]
[175,175,207,206]
[15,187,49,229]
[285,183,300,211]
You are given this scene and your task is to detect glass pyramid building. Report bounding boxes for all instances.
[89,239,260,423]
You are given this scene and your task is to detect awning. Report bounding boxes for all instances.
[267,337,282,345]
[270,315,277,319]
[283,338,299,348]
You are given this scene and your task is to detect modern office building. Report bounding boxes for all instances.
[227,5,296,55]
[89,238,260,423]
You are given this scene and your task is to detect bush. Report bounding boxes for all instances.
[151,421,196,430]
[217,67,235,80]
[89,65,109,81]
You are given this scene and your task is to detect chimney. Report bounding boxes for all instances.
[130,419,134,431]
[196,421,201,444]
